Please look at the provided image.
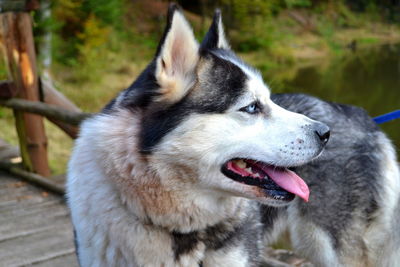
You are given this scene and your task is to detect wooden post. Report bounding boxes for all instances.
[0,8,50,176]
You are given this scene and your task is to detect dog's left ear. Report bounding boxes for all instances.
[200,9,230,51]
[154,4,199,103]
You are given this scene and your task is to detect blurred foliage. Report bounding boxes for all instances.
[285,0,312,8]
[49,0,122,68]
[159,0,394,69]
[31,0,400,75]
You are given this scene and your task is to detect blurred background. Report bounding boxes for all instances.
[1,0,399,175]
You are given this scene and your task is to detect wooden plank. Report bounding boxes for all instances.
[0,201,59,217]
[0,12,50,176]
[0,218,70,243]
[31,253,79,267]
[0,201,67,226]
[0,162,65,194]
[0,172,78,266]
[0,187,52,204]
[0,225,76,266]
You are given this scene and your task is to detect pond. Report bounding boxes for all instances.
[264,44,400,152]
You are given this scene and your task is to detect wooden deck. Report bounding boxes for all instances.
[0,171,78,267]
[0,170,314,267]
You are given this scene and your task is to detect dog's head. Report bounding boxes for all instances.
[112,5,330,207]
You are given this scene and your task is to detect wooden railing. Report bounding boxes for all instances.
[0,0,89,194]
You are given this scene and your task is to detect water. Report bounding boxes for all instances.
[264,44,400,152]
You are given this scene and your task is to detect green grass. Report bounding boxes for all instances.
[359,37,379,44]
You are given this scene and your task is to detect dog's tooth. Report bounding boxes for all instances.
[236,160,246,169]
[245,167,252,173]
[249,167,258,175]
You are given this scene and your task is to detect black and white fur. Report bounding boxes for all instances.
[67,5,400,267]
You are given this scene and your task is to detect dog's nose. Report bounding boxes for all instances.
[314,123,330,145]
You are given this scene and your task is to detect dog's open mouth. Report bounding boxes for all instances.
[221,159,309,202]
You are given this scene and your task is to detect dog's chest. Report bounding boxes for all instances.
[171,222,238,261]
[167,218,261,267]
[132,221,247,267]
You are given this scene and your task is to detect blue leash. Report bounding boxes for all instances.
[374,110,400,124]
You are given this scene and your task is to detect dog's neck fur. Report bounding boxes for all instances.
[92,109,249,233]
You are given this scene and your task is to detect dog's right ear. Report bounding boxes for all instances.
[154,4,199,103]
[200,9,230,51]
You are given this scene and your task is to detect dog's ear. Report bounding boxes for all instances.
[200,9,230,51]
[154,4,199,103]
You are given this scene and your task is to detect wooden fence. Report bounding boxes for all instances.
[0,0,89,194]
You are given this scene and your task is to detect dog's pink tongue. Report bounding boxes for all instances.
[262,166,310,202]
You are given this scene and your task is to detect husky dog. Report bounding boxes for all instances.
[67,4,400,267]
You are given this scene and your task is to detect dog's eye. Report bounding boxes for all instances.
[239,101,261,114]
